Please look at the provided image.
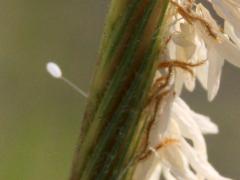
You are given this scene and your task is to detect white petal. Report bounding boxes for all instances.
[191,112,219,134]
[149,89,175,146]
[207,47,224,101]
[172,100,207,158]
[224,21,240,48]
[133,154,160,180]
[133,148,162,180]
[168,40,177,59]
[174,69,185,95]
[196,61,208,90]
[149,164,162,180]
[163,168,177,180]
[175,97,218,134]
[181,138,231,180]
[220,39,240,68]
[172,34,195,48]
[159,139,198,180]
[212,0,240,38]
[184,73,195,92]
[194,40,208,89]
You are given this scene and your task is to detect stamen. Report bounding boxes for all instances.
[155,138,179,149]
[170,0,219,40]
[46,62,89,98]
[158,60,206,77]
[141,91,174,161]
[138,138,179,161]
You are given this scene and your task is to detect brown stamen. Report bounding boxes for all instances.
[139,138,179,161]
[158,60,206,77]
[170,0,219,40]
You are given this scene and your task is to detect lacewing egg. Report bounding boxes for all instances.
[46,62,62,78]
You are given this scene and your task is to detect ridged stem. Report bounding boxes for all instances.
[70,1,170,179]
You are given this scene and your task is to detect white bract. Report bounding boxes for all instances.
[210,0,240,38]
[167,2,240,101]
[132,0,240,179]
[133,95,226,180]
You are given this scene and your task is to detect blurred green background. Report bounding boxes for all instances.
[0,1,239,180]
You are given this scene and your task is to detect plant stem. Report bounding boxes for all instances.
[70,0,170,179]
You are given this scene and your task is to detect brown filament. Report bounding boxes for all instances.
[139,138,179,161]
[170,0,219,40]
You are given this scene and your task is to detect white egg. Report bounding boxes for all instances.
[46,62,62,78]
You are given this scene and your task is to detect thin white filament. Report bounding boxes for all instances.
[61,76,88,98]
